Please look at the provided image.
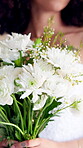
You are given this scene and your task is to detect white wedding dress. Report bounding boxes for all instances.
[39,108,83,142]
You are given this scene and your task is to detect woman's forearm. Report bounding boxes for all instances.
[56,138,83,148]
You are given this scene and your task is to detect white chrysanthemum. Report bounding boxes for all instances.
[0,42,19,63]
[0,79,13,105]
[0,66,21,105]
[0,33,33,63]
[16,60,54,103]
[2,33,33,51]
[41,47,82,75]
[33,59,54,75]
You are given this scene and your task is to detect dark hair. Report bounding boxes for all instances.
[61,0,83,27]
[0,0,83,34]
[0,0,31,34]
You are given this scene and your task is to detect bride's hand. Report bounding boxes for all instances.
[11,138,58,148]
[0,139,18,148]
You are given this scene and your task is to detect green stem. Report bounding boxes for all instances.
[23,99,27,130]
[0,122,24,136]
[53,102,75,116]
[19,50,23,66]
[33,102,75,137]
[33,96,55,137]
[0,113,10,135]
[11,94,24,132]
[33,105,47,137]
[0,107,16,136]
[0,108,10,123]
[27,97,31,134]
[35,117,50,137]
[30,108,34,135]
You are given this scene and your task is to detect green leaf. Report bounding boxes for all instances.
[11,114,20,125]
[33,38,41,48]
[0,127,7,141]
[14,58,22,67]
[15,130,22,141]
[67,46,74,51]
[14,78,22,87]
[14,51,23,67]
[41,99,62,119]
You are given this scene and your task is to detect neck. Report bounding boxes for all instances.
[24,3,65,39]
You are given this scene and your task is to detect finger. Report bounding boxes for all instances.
[11,138,41,148]
[0,139,18,147]
[8,140,18,145]
[22,138,41,147]
[11,144,21,148]
[0,139,8,147]
[8,140,18,147]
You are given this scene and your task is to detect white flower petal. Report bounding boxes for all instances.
[20,90,32,99]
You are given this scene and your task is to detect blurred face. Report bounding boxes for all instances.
[32,0,70,12]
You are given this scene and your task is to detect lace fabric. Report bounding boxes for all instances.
[39,108,83,142]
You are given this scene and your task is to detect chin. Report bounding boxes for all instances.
[48,1,70,11]
[33,0,70,12]
[37,0,70,12]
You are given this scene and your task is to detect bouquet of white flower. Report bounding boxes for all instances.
[0,25,83,146]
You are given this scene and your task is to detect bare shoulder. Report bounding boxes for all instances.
[63,26,83,49]
[67,26,83,39]
[0,33,8,40]
[75,27,83,39]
